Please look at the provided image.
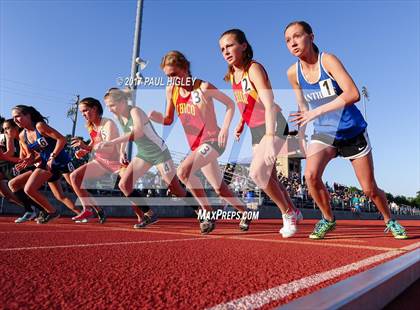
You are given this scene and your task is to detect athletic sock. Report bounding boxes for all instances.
[14,189,42,213]
[185,191,199,211]
[127,189,150,213]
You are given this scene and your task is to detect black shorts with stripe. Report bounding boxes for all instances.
[310,129,372,160]
[250,112,289,145]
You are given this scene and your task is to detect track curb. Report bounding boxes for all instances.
[279,248,420,309]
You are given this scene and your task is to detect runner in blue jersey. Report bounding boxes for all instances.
[9,105,80,223]
[284,21,407,239]
[0,118,44,223]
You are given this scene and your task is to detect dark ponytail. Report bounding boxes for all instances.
[12,105,48,125]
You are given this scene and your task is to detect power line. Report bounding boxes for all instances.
[0,89,69,106]
[0,78,76,97]
[1,85,73,102]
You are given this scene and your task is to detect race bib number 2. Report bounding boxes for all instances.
[241,77,251,93]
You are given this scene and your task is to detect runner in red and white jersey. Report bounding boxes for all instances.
[149,50,251,233]
[219,29,302,238]
[69,97,144,225]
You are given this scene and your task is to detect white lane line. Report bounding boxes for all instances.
[280,248,420,310]
[207,242,420,310]
[227,236,400,252]
[0,237,219,252]
[235,234,367,243]
[208,251,401,310]
[0,229,119,234]
[401,241,420,251]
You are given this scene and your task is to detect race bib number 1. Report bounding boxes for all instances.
[319,78,336,98]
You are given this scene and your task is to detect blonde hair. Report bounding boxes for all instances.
[160,50,191,76]
[103,88,132,103]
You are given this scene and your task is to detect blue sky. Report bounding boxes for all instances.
[1,0,419,197]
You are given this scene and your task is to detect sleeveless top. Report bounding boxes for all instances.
[172,79,220,150]
[229,61,268,128]
[24,126,70,166]
[296,52,367,140]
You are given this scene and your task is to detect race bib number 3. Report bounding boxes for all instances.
[199,144,211,157]
[191,90,201,105]
[319,78,336,98]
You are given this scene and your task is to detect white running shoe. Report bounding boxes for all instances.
[200,220,216,234]
[15,210,37,223]
[280,209,301,238]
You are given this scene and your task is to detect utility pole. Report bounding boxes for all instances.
[71,95,80,137]
[361,86,369,121]
[127,0,144,160]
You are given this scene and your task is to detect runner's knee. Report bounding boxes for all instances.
[23,185,36,198]
[118,179,132,196]
[70,171,82,187]
[8,179,18,192]
[177,165,191,184]
[304,170,322,186]
[362,185,378,198]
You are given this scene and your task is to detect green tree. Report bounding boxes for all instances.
[348,186,360,194]
[394,195,410,206]
[411,191,420,207]
[386,192,395,202]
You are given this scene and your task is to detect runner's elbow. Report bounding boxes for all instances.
[163,117,173,125]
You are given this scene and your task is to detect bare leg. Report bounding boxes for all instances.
[70,160,113,212]
[8,171,32,192]
[118,157,152,214]
[351,152,391,223]
[201,160,246,212]
[304,142,337,221]
[155,159,187,197]
[48,176,80,215]
[0,178,21,206]
[249,136,296,214]
[175,144,223,212]
[23,169,55,213]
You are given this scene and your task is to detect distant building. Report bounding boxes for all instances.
[276,136,305,178]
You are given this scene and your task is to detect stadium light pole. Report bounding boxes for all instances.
[127,0,144,161]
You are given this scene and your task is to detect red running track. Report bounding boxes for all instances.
[0,217,419,309]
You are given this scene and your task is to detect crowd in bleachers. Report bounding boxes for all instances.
[45,158,420,216]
